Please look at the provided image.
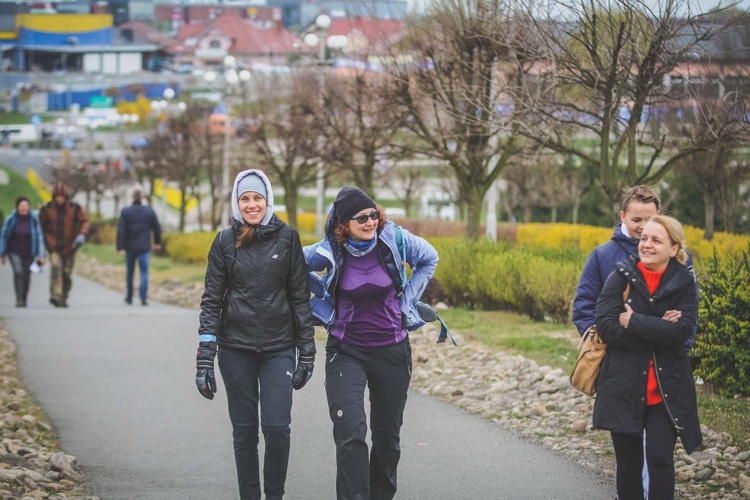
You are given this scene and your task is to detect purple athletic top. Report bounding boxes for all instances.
[8,216,31,259]
[330,249,406,347]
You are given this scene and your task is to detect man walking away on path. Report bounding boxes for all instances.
[117,189,162,306]
[39,183,89,308]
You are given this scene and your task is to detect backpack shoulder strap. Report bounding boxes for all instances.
[219,228,238,282]
[395,225,407,289]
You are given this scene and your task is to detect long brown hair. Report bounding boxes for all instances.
[236,224,256,248]
[334,204,386,245]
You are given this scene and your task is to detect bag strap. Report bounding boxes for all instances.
[623,283,631,302]
[219,228,238,284]
[395,225,407,290]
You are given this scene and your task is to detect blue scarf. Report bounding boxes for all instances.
[344,236,377,257]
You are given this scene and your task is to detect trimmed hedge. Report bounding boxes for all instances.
[517,222,750,259]
[163,228,321,265]
[431,238,586,323]
[692,246,750,397]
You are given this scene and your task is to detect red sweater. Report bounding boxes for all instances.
[637,261,665,405]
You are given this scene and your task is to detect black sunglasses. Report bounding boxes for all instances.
[350,211,379,224]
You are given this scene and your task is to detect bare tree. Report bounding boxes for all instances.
[392,0,539,239]
[525,0,730,208]
[665,50,750,239]
[139,104,209,232]
[243,71,323,229]
[319,70,413,197]
[384,164,427,217]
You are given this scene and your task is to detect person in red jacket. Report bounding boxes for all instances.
[39,183,89,307]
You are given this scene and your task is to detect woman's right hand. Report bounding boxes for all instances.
[662,310,682,322]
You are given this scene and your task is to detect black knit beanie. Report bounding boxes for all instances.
[334,187,377,223]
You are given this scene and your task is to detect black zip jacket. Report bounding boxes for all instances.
[199,215,315,353]
[593,255,702,454]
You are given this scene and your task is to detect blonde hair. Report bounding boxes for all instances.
[647,215,688,264]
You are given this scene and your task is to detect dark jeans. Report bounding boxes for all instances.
[218,346,295,500]
[324,335,412,500]
[8,252,33,302]
[611,403,678,500]
[125,250,150,302]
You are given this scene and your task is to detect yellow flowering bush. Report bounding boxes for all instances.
[517,223,749,259]
[163,232,215,264]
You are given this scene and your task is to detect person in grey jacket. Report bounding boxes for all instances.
[116,189,161,305]
[304,187,438,500]
[195,169,316,500]
[0,195,45,307]
[594,215,701,500]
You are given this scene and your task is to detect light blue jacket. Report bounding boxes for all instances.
[303,209,438,332]
[0,209,45,260]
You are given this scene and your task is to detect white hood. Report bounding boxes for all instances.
[230,169,274,226]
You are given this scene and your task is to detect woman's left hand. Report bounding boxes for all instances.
[619,303,634,329]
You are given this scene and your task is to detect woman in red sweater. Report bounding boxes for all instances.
[594,215,701,500]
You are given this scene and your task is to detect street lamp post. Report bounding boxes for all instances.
[205,57,251,227]
[305,14,333,236]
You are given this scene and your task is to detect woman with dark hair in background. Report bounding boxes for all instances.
[0,196,45,307]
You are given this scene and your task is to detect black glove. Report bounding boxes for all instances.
[195,341,218,400]
[292,343,315,390]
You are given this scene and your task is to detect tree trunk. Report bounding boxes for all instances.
[522,202,531,224]
[703,192,715,241]
[550,206,557,223]
[571,197,580,224]
[179,184,188,233]
[284,189,299,230]
[464,189,484,240]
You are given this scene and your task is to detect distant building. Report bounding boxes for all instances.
[10,13,155,74]
[170,13,299,69]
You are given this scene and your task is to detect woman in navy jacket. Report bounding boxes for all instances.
[594,215,701,500]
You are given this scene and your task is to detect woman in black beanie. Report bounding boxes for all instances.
[304,186,439,499]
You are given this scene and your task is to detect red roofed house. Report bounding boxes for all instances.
[170,12,300,69]
[325,17,403,57]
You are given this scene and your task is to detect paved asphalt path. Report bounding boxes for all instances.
[0,265,614,499]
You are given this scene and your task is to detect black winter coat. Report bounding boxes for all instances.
[593,255,702,454]
[199,215,315,353]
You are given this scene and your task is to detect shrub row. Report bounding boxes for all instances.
[517,222,750,259]
[692,246,750,397]
[162,226,321,264]
[430,238,586,323]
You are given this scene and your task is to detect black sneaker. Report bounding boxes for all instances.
[141,300,148,306]
[125,297,133,305]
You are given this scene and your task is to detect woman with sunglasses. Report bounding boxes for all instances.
[304,186,438,499]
